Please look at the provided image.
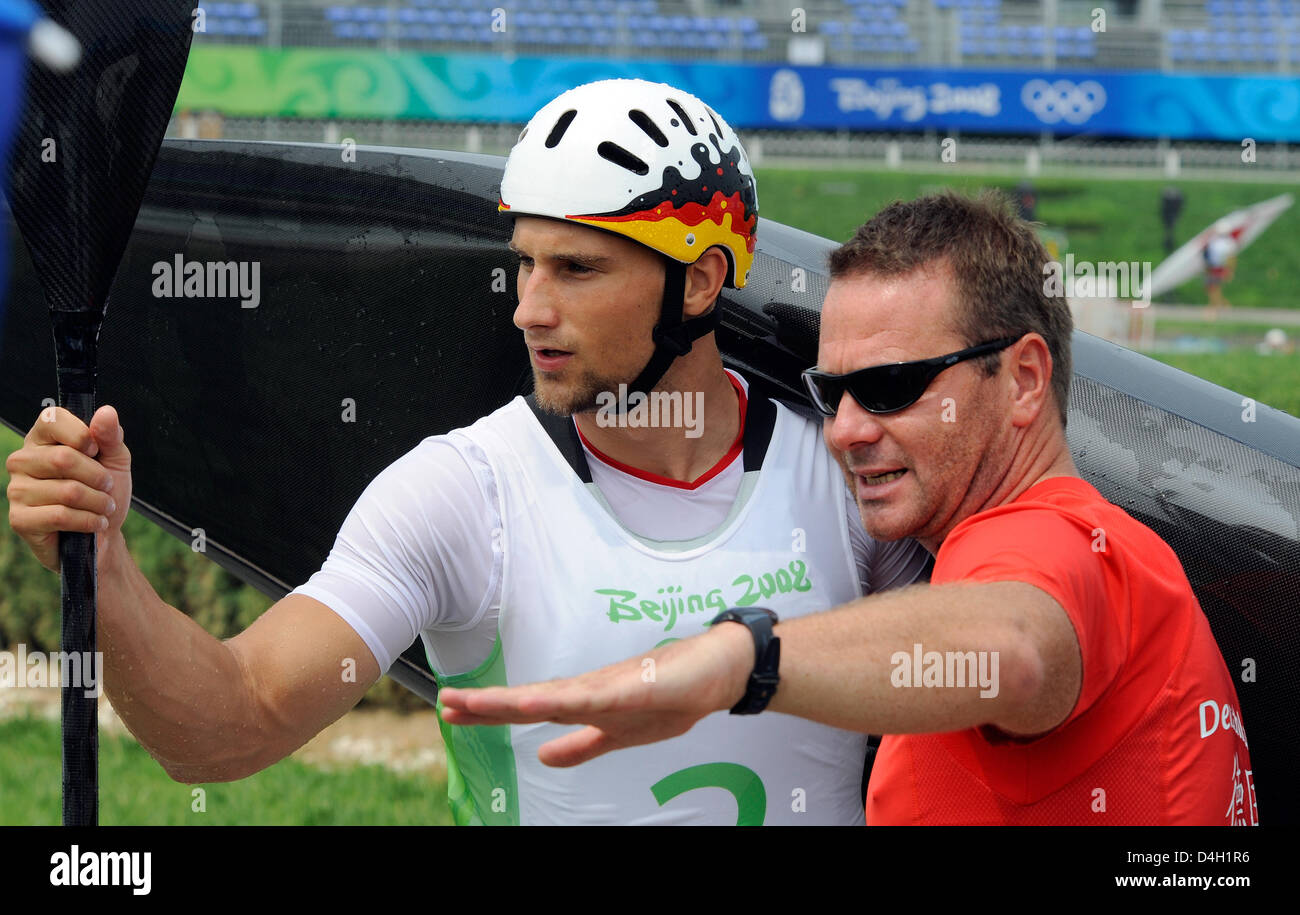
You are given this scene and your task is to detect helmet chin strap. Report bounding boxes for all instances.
[623,258,720,402]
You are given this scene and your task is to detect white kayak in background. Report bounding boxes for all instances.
[1148,193,1294,299]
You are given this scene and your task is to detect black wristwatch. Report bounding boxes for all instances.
[709,607,780,715]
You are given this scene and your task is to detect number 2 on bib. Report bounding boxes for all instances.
[651,763,767,825]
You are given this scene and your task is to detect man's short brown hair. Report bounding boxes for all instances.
[827,190,1073,426]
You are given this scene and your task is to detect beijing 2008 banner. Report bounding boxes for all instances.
[176,46,1300,142]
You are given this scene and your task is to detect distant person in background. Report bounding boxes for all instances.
[1203,231,1237,319]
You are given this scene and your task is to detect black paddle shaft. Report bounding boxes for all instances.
[6,0,194,826]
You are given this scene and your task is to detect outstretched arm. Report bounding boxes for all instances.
[439,580,1082,767]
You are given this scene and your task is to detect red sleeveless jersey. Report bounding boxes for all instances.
[866,477,1257,825]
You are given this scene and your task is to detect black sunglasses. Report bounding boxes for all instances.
[801,336,1022,417]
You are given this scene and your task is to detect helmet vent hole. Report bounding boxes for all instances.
[545,109,578,148]
[628,109,669,147]
[596,141,649,176]
[705,106,725,137]
[666,99,697,136]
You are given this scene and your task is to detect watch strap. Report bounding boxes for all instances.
[710,607,780,715]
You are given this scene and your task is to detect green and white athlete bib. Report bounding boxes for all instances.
[434,395,867,825]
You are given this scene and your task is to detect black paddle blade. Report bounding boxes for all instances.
[9,0,194,339]
[5,0,193,827]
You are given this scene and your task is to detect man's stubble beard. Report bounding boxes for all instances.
[531,363,633,416]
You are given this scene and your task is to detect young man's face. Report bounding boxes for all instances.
[817,260,1014,551]
[509,215,664,415]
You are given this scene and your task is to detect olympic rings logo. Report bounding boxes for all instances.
[1020,79,1107,125]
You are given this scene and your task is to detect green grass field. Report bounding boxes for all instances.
[755,167,1300,310]
[0,715,452,825]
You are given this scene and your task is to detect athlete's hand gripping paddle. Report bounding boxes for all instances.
[6,0,194,826]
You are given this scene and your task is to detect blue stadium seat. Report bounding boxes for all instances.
[903,37,920,53]
[1192,43,1211,61]
[821,20,846,34]
[235,3,258,17]
[1026,24,1044,40]
[1170,44,1189,61]
[1260,44,1279,61]
[1027,40,1043,56]
[333,22,357,38]
[1004,24,1025,39]
[324,6,349,23]
[398,8,419,24]
[743,33,767,49]
[1215,43,1236,60]
[1207,0,1228,12]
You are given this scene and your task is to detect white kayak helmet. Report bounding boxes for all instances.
[499,78,758,288]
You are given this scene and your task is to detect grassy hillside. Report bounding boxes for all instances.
[755,168,1299,310]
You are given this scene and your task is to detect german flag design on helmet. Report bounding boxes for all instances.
[498,79,758,288]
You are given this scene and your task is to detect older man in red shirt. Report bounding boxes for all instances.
[441,191,1256,826]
